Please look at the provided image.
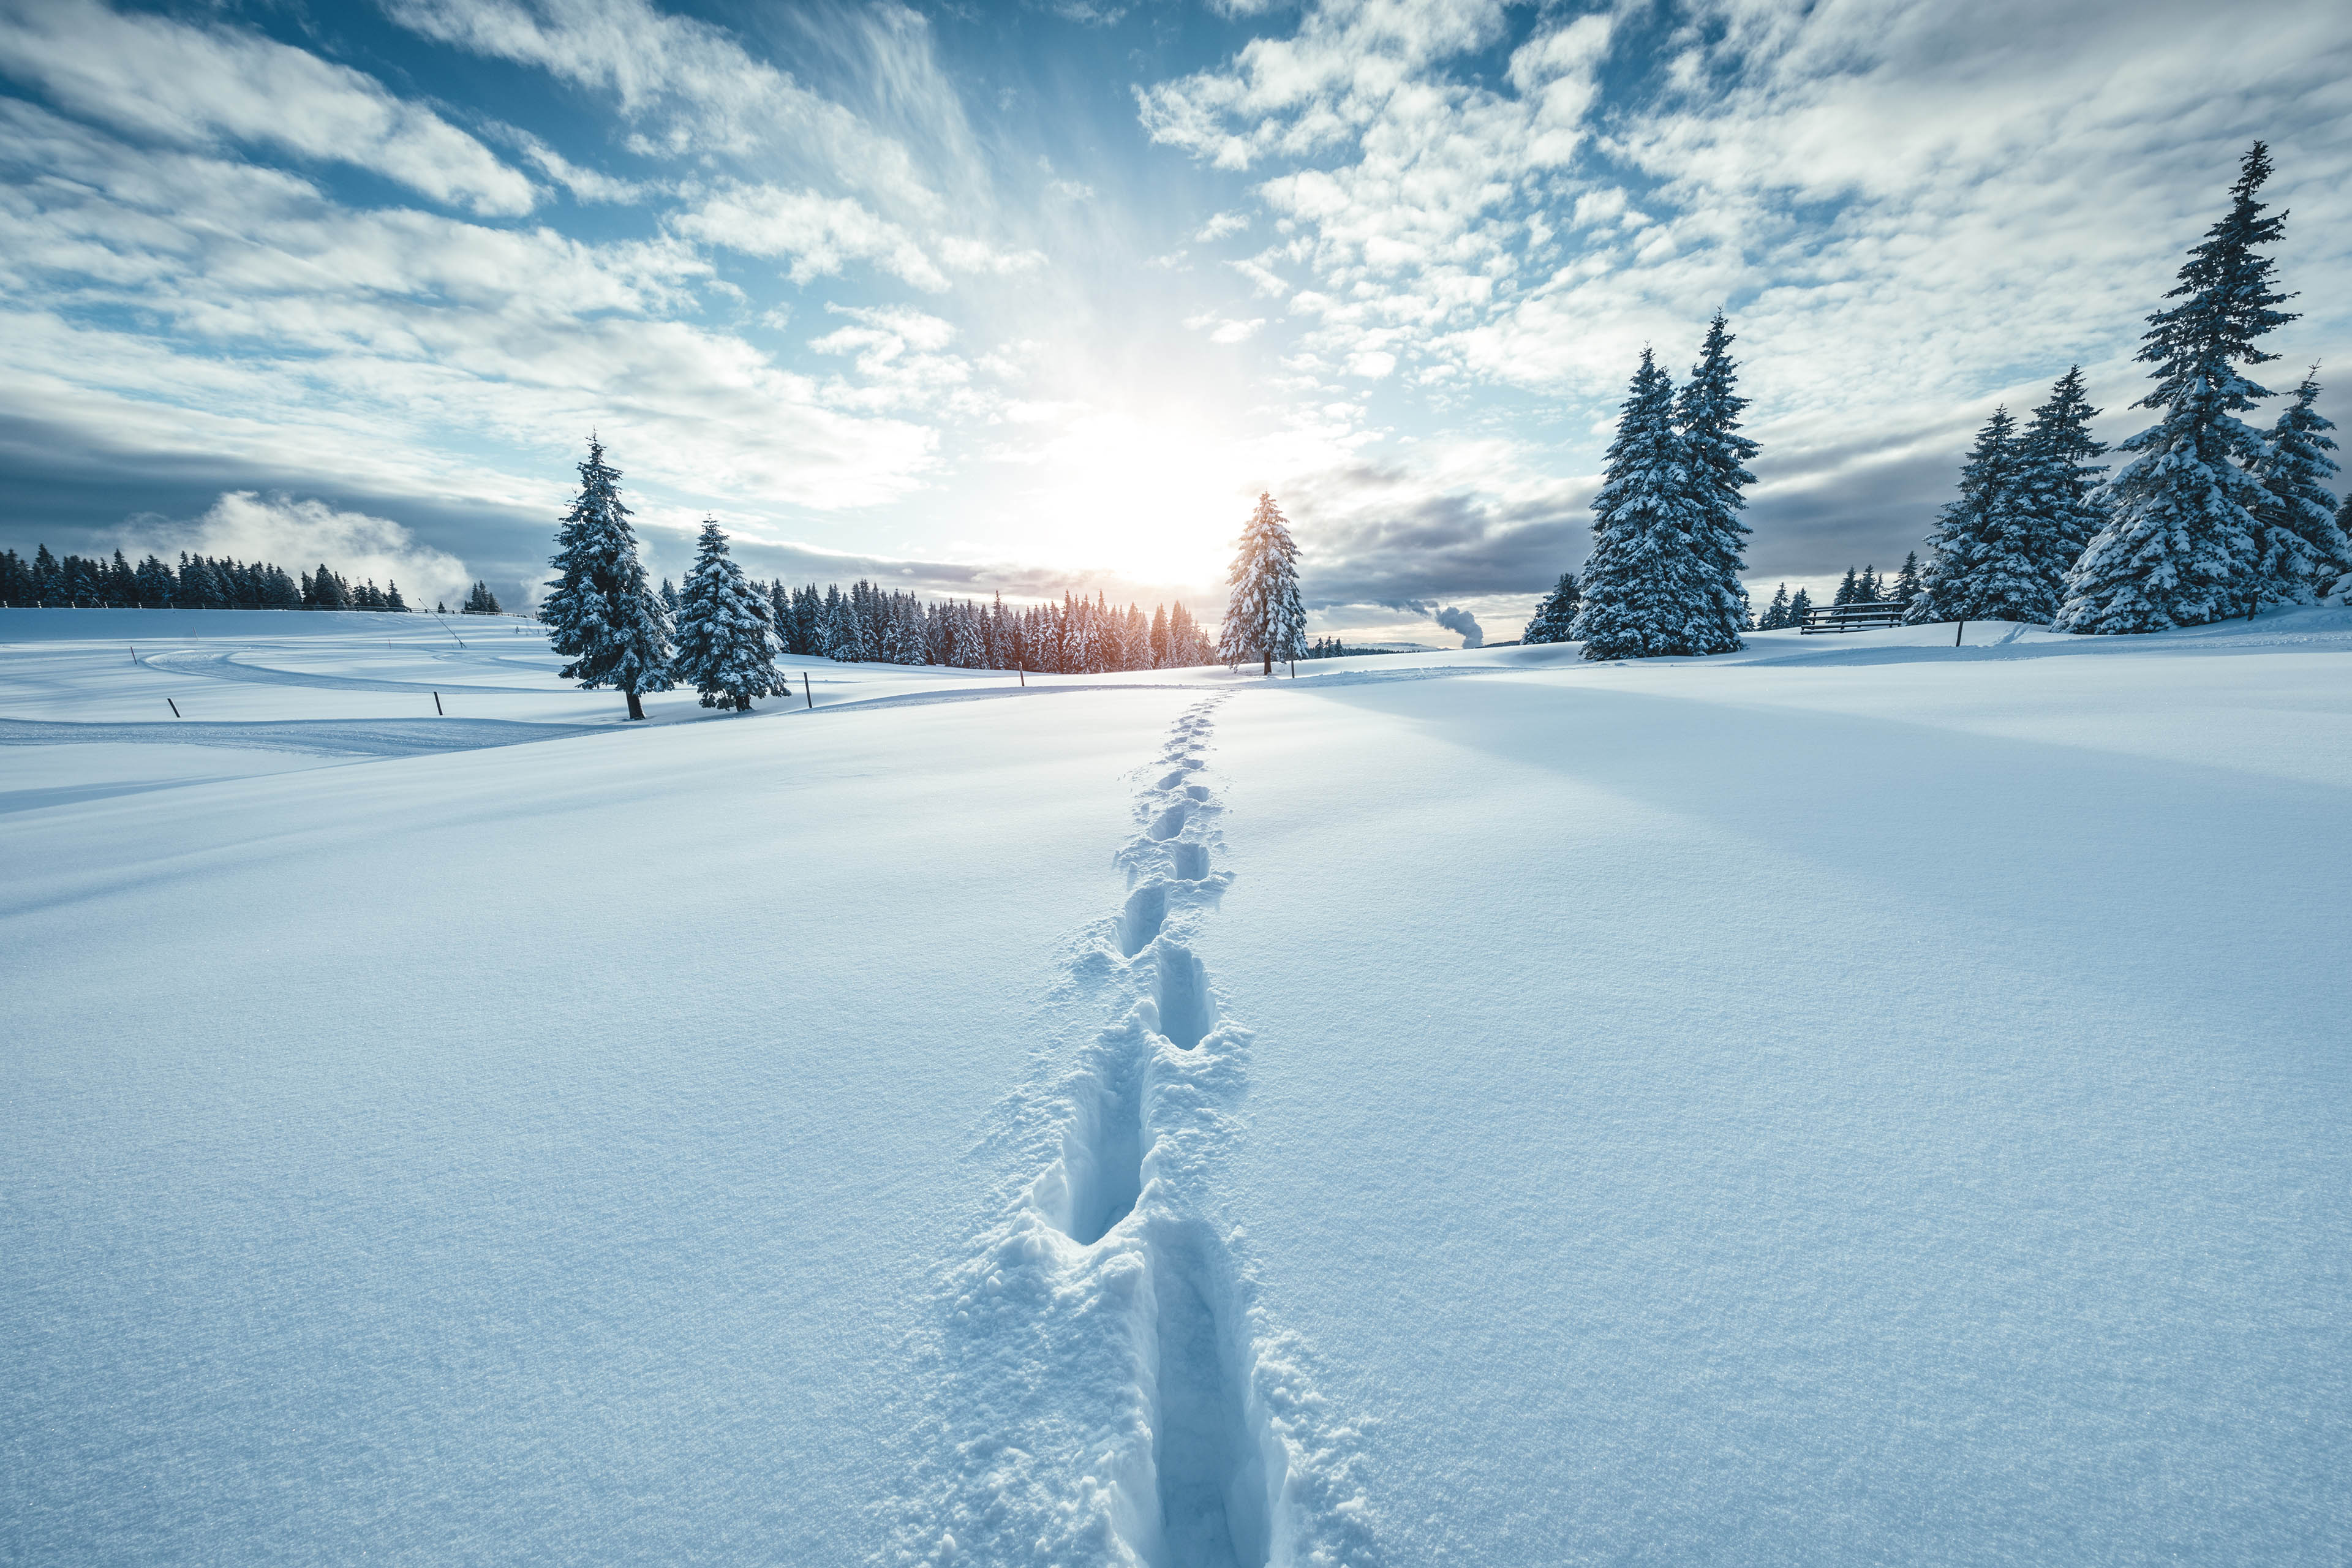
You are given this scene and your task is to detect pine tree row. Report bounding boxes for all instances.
[708,576,1215,675]
[1918,145,2352,631]
[538,438,1227,718]
[0,546,418,612]
[1521,313,1758,657]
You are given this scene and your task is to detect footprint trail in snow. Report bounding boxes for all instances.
[894,698,1378,1568]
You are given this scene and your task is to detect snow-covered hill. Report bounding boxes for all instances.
[4,608,2348,1565]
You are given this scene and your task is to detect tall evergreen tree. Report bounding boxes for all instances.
[1674,311,1757,644]
[670,518,781,710]
[1575,350,1719,659]
[1855,565,1881,603]
[1756,582,1793,630]
[1787,586,1814,627]
[2013,366,2108,607]
[1913,407,2047,622]
[540,436,673,720]
[1521,571,1583,643]
[1580,348,1712,658]
[2247,369,2348,609]
[1833,567,1859,607]
[1219,491,1306,674]
[2060,144,2296,632]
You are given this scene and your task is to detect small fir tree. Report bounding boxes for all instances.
[2247,370,2348,610]
[1520,571,1583,643]
[2335,494,2352,600]
[540,435,673,720]
[1788,586,1814,626]
[1574,349,1717,659]
[1913,407,2046,623]
[1757,582,1793,630]
[670,518,781,710]
[2013,367,2108,609]
[1673,311,1758,646]
[2060,144,2296,631]
[1219,492,1306,674]
[1833,567,1859,606]
[1888,551,1924,609]
[303,562,348,610]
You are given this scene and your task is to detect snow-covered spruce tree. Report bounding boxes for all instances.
[2013,366,2108,609]
[1832,567,1859,606]
[1912,407,2045,623]
[1219,491,1306,674]
[1888,551,1924,610]
[1674,311,1758,645]
[2059,143,2296,633]
[1756,582,1793,630]
[1787,586,1813,626]
[1573,350,1716,660]
[670,518,782,711]
[2337,494,2352,601]
[2248,370,2348,609]
[1521,571,1583,643]
[540,436,673,720]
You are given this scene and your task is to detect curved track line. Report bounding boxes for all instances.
[140,647,547,695]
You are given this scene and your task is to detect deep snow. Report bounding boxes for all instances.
[3,606,2348,1565]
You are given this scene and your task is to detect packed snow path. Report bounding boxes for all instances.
[897,699,1376,1567]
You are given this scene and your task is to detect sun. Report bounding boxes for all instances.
[994,409,1262,589]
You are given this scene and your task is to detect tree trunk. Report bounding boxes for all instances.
[626,690,646,721]
[1262,649,1273,676]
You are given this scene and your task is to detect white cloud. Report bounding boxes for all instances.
[0,103,943,514]
[0,0,535,216]
[385,0,954,215]
[1186,313,1268,344]
[508,134,652,205]
[1195,210,1251,241]
[937,236,1047,276]
[159,491,473,606]
[808,304,976,414]
[672,183,949,290]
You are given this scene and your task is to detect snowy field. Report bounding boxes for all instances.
[4,606,2348,1565]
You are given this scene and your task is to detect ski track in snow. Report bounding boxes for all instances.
[138,646,547,694]
[0,715,605,757]
[893,698,1378,1568]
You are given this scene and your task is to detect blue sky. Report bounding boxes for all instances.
[2,0,2348,641]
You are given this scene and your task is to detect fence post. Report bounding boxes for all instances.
[1955,620,1965,647]
[433,691,443,715]
[167,698,179,717]
[803,671,813,709]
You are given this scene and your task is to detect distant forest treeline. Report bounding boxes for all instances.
[727,578,1214,672]
[0,540,1221,674]
[0,545,415,611]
